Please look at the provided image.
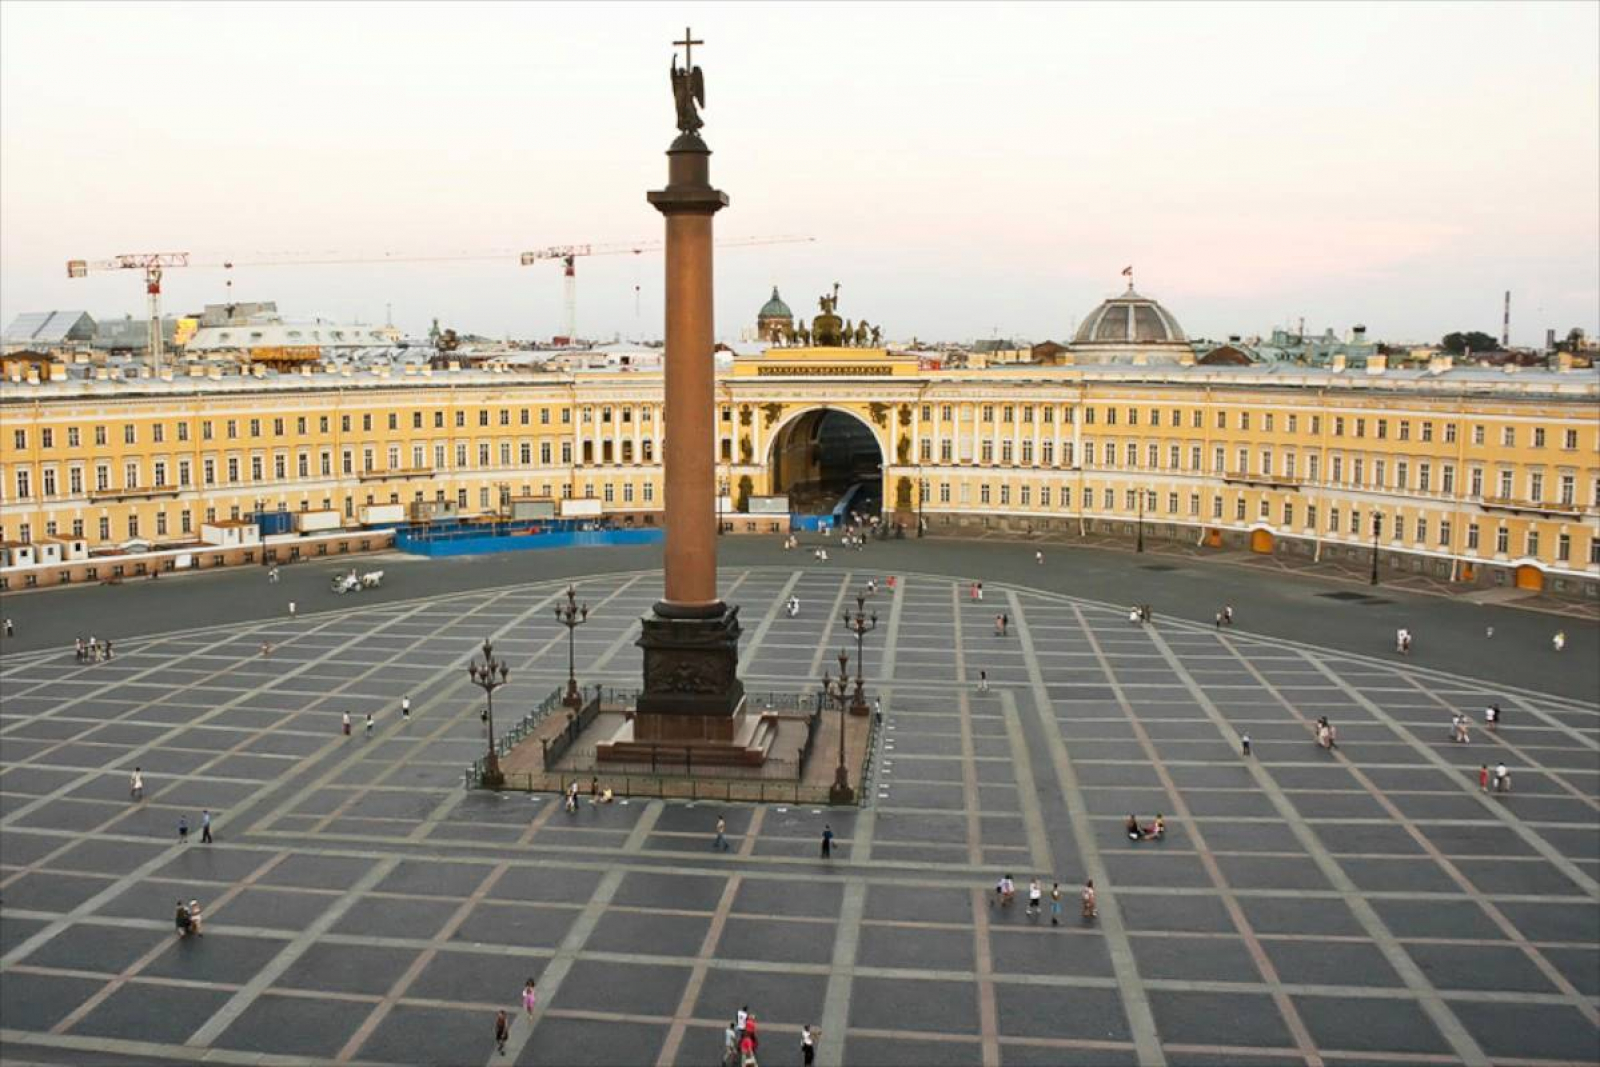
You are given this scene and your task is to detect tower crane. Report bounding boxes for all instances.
[521,235,813,343]
[66,253,190,372]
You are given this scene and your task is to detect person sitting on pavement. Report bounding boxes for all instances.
[1126,815,1146,841]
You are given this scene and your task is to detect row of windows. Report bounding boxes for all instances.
[6,405,668,452]
[912,404,1585,449]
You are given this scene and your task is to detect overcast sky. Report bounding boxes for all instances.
[3,1,1596,346]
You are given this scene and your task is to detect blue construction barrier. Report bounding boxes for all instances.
[394,523,662,558]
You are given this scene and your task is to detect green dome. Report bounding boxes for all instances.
[758,286,792,321]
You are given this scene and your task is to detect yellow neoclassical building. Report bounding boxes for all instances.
[3,295,1598,598]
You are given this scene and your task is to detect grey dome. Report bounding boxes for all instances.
[1073,286,1186,344]
[758,287,792,321]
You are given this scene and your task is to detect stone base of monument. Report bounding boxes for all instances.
[596,699,778,767]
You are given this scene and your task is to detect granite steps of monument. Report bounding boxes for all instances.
[597,710,780,767]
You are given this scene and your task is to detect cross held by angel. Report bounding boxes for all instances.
[670,28,706,134]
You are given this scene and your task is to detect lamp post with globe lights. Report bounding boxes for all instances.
[467,639,510,788]
[554,586,589,708]
[841,590,877,716]
[822,651,856,804]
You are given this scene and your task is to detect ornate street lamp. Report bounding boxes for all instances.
[841,590,877,716]
[554,585,589,708]
[467,638,510,787]
[822,650,855,805]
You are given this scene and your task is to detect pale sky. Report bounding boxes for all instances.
[3,1,1596,346]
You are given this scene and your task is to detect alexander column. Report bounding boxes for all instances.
[632,28,747,747]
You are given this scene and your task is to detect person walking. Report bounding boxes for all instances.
[342,711,351,737]
[105,640,114,660]
[177,814,189,844]
[714,815,730,852]
[1001,613,1010,636]
[722,1021,739,1067]
[175,899,192,938]
[1479,764,1490,793]
[200,809,213,844]
[1049,881,1063,926]
[2,618,13,639]
[522,977,537,1018]
[1035,550,1044,565]
[188,899,204,936]
[978,669,989,693]
[1081,879,1098,922]
[288,601,297,618]
[1215,611,1223,629]
[130,767,144,801]
[364,712,374,737]
[821,824,834,858]
[1027,878,1043,918]
[800,1024,819,1066]
[493,1009,510,1055]
[401,695,411,721]
[1240,733,1252,757]
[1223,605,1234,625]
[1493,762,1511,793]
[1553,630,1566,652]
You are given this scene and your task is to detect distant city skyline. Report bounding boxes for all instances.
[2,1,1596,346]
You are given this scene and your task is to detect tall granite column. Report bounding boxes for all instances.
[634,129,746,741]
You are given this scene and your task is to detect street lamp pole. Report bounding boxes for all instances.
[554,585,589,708]
[467,638,510,788]
[823,651,856,804]
[842,590,878,716]
[1370,513,1383,586]
[717,475,726,536]
[1136,488,1146,553]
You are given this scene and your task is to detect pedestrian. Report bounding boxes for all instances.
[259,641,272,657]
[1035,550,1044,565]
[342,711,351,736]
[1215,611,1223,629]
[2,618,12,638]
[714,815,730,852]
[995,873,1015,907]
[821,824,834,858]
[976,582,984,601]
[1479,764,1489,793]
[1081,879,1097,922]
[75,636,85,661]
[800,1024,819,1066]
[1049,881,1063,925]
[1486,703,1502,731]
[978,669,989,693]
[1223,605,1234,625]
[1001,613,1010,635]
[130,767,144,801]
[177,814,189,843]
[1240,733,1251,757]
[401,695,411,720]
[522,977,537,1018]
[288,601,297,618]
[175,899,192,938]
[493,1009,509,1055]
[722,1021,739,1067]
[995,614,1004,636]
[1027,878,1043,918]
[188,899,204,935]
[590,776,599,800]
[1493,762,1510,793]
[1485,625,1494,639]
[200,809,213,844]
[1553,630,1566,652]
[1128,606,1141,625]
[873,696,882,723]
[365,712,374,736]
[105,640,114,659]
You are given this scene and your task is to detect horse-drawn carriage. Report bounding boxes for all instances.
[330,569,383,594]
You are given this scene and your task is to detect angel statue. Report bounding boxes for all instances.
[870,324,882,347]
[843,320,855,346]
[855,320,870,346]
[671,54,705,134]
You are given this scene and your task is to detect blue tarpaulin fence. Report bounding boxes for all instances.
[394,519,662,558]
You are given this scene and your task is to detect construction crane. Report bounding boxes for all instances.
[66,253,190,372]
[521,235,814,343]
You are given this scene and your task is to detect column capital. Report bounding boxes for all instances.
[647,135,729,216]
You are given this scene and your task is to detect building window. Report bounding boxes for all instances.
[1557,533,1570,561]
[1467,523,1480,550]
[1526,529,1539,557]
[1533,427,1546,448]
[1495,526,1509,554]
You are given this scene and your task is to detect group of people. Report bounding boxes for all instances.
[784,596,802,618]
[1214,604,1235,628]
[1126,814,1165,841]
[721,1006,780,1067]
[1481,762,1513,794]
[1315,716,1339,749]
[994,873,1096,923]
[565,778,615,812]
[1448,713,1473,744]
[1127,604,1154,625]
[74,635,113,662]
[174,898,204,938]
[993,613,1011,636]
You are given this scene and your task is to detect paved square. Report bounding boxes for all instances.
[2,560,1596,1066]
